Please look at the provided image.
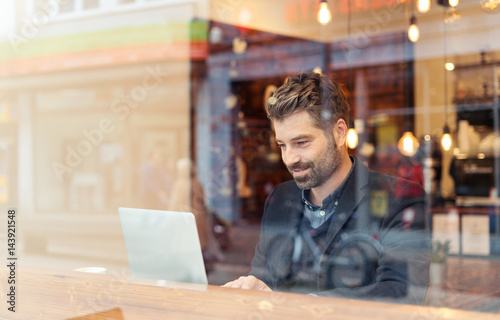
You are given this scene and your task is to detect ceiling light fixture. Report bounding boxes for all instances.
[317,0,332,25]
[438,0,459,7]
[441,9,453,151]
[417,0,431,13]
[347,125,359,149]
[441,124,452,151]
[398,131,420,157]
[408,15,420,42]
[346,0,358,150]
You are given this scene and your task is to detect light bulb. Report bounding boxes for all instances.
[317,0,332,25]
[441,133,452,151]
[449,0,459,7]
[398,131,420,157]
[441,125,452,151]
[408,24,419,42]
[408,16,419,43]
[418,0,431,13]
[445,62,455,71]
[346,128,358,149]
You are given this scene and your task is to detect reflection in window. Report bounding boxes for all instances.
[59,0,75,14]
[0,143,7,175]
[83,0,100,10]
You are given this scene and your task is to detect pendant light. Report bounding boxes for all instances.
[438,0,459,6]
[398,107,419,157]
[417,0,431,13]
[399,7,419,157]
[445,62,455,71]
[347,121,359,149]
[346,129,358,149]
[346,0,358,150]
[317,0,332,25]
[441,124,452,151]
[398,131,420,157]
[408,15,420,43]
[441,9,453,151]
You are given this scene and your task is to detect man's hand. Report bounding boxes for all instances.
[222,275,272,291]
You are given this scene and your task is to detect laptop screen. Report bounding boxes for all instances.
[119,207,208,285]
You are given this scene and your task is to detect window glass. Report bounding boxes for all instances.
[59,0,76,13]
[83,0,99,10]
[6,0,500,316]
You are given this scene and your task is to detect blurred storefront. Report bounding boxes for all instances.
[0,0,206,259]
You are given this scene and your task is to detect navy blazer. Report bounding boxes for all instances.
[250,157,430,305]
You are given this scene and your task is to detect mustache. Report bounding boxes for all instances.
[287,162,312,171]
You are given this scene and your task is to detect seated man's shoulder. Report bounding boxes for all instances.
[367,169,425,198]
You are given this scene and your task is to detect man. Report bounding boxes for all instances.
[224,72,430,304]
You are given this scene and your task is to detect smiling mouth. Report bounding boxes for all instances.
[293,168,309,176]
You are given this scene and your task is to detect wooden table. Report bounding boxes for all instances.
[1,267,499,320]
[426,256,500,312]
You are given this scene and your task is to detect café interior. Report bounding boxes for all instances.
[1,0,500,318]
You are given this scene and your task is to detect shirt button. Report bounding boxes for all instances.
[335,201,338,206]
[320,210,326,216]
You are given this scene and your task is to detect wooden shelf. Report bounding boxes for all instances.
[432,206,500,215]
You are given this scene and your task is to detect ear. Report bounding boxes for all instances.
[333,119,348,147]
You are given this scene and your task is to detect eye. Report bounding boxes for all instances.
[297,141,308,147]
[277,143,286,149]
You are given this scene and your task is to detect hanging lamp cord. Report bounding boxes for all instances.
[347,0,353,124]
[443,8,449,126]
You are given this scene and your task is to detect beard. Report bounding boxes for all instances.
[287,138,341,190]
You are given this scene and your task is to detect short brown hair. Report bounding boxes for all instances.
[265,72,350,132]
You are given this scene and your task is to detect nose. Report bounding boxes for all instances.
[283,147,300,167]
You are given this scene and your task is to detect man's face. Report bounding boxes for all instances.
[273,110,341,190]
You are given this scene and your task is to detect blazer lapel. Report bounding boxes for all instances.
[324,157,369,248]
[280,185,304,231]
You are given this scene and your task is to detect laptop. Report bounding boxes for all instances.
[118,207,208,285]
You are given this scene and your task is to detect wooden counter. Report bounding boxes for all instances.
[1,267,499,319]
